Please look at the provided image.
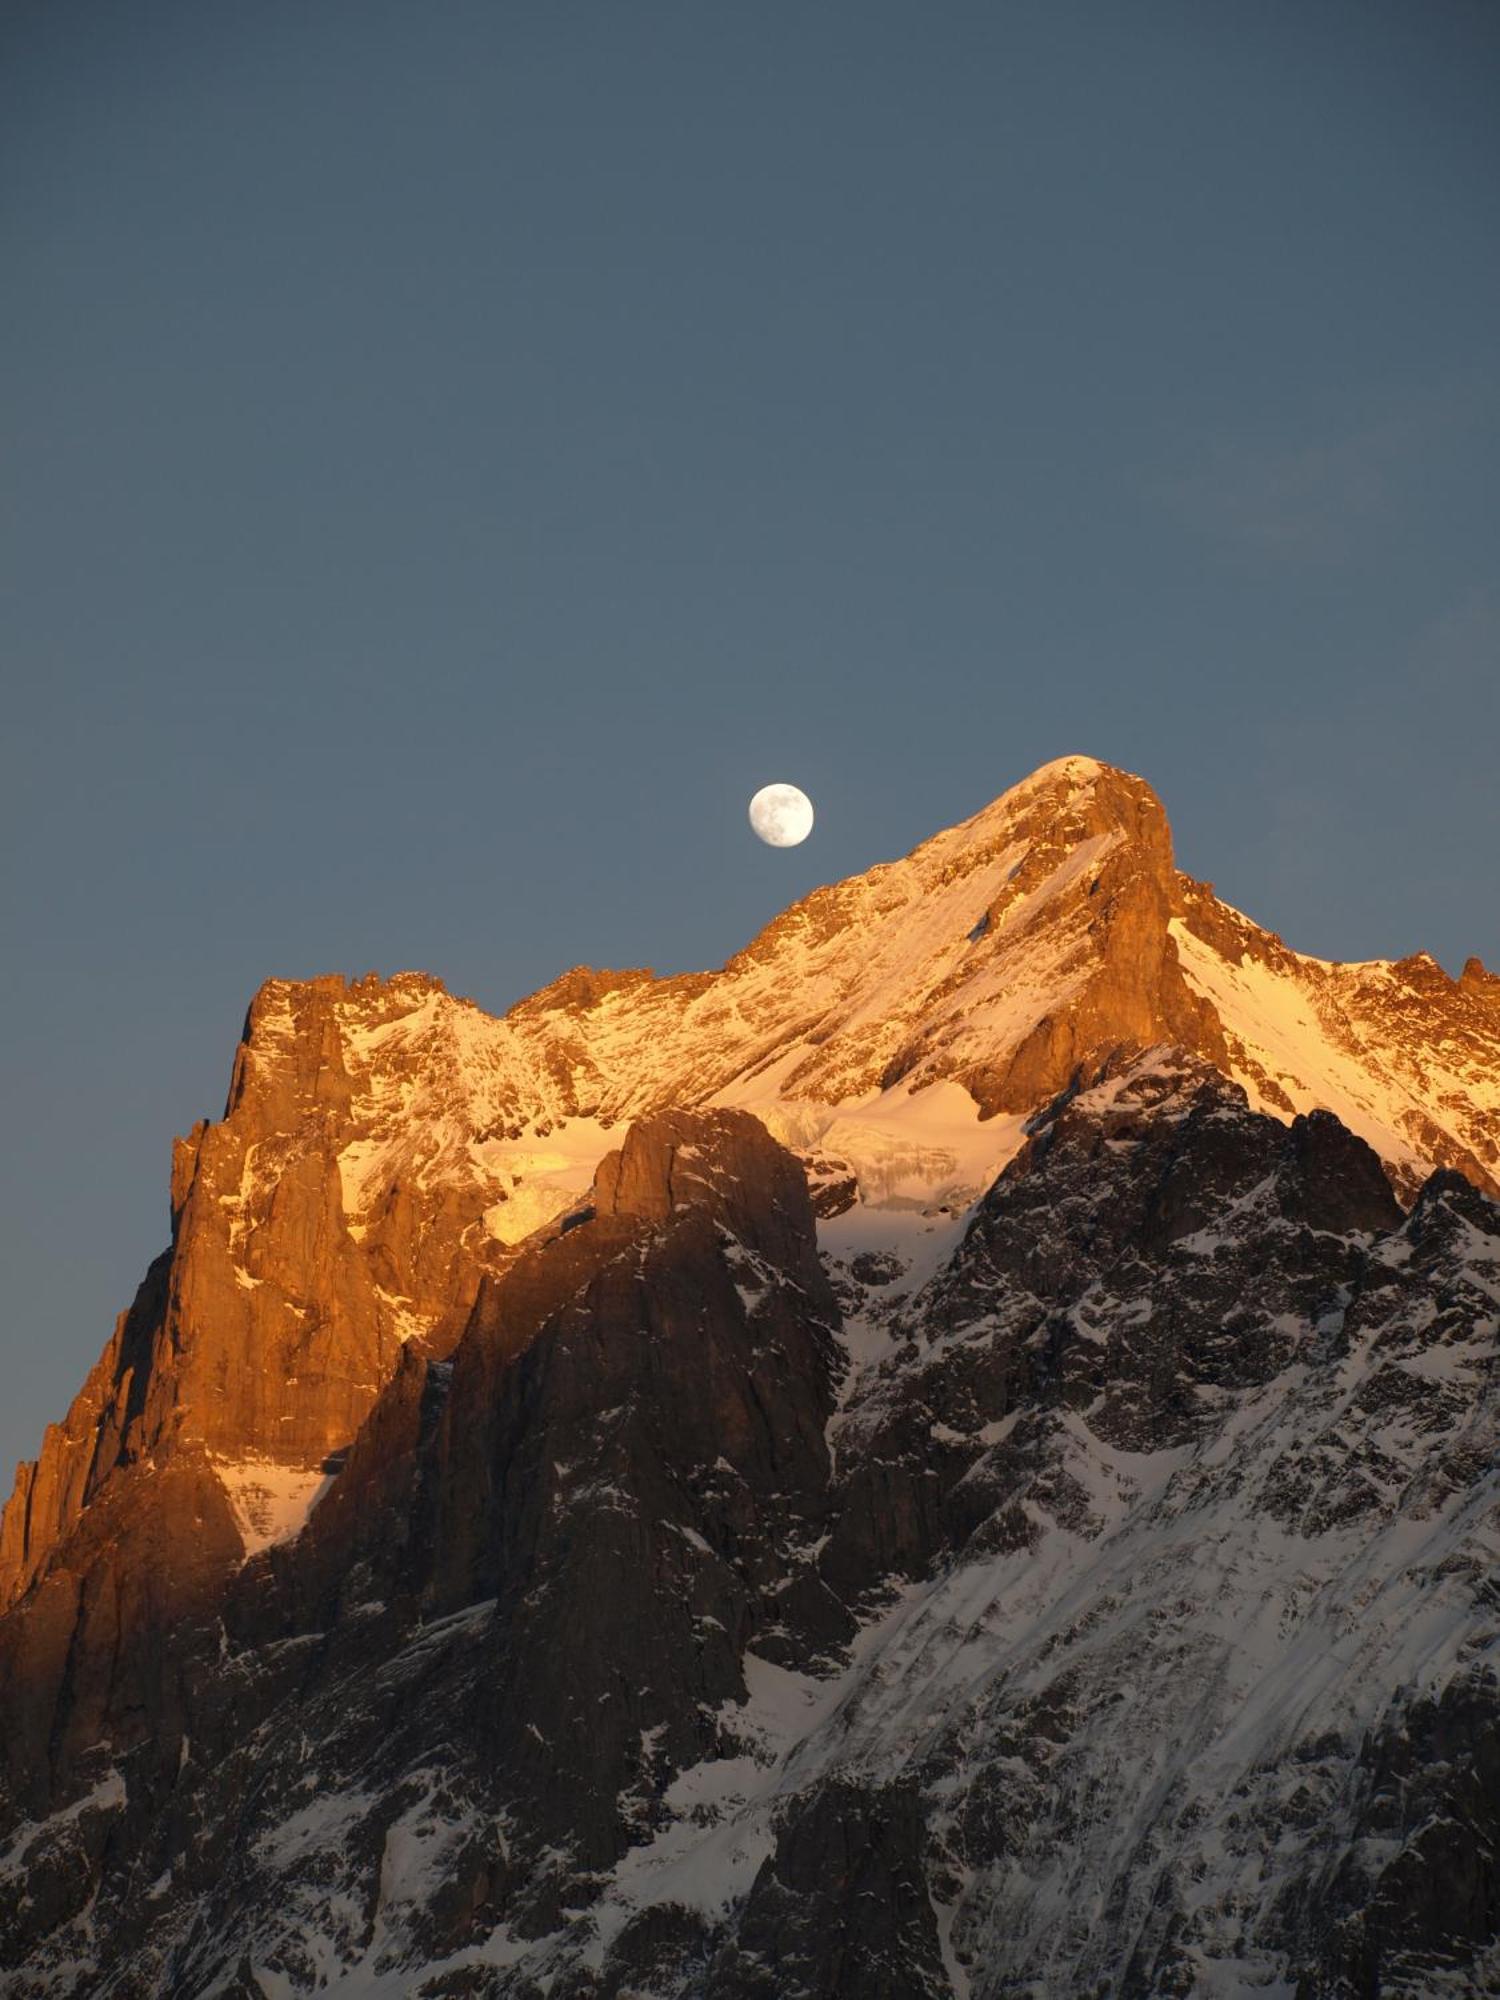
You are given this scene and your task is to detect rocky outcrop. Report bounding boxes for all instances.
[950,763,1228,1114]
[707,1780,950,2000]
[1296,1665,1500,1995]
[0,1249,171,1609]
[0,974,514,1615]
[814,1055,1412,1605]
[1,1106,847,1981]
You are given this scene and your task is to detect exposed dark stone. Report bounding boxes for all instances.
[1287,1666,1500,1997]
[3,1074,1498,1998]
[707,1780,951,1999]
[1279,1109,1404,1236]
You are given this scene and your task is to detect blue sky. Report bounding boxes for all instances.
[2,0,1496,1479]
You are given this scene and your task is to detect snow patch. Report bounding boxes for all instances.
[213,1457,334,1557]
[0,1771,126,1880]
[1172,918,1495,1186]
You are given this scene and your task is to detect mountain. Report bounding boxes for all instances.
[2,755,1497,1998]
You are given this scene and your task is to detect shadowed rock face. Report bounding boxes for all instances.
[0,1106,847,1975]
[813,1057,1413,1605]
[590,1107,835,1305]
[1298,1666,1500,1997]
[706,1780,951,2000]
[2,1072,1497,2000]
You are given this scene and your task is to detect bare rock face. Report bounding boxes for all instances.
[424,1107,840,1640]
[0,974,517,1614]
[591,1106,834,1301]
[0,1450,241,1820]
[0,1250,171,1608]
[1,1107,847,1981]
[707,1779,951,1999]
[949,762,1227,1114]
[0,972,529,1843]
[818,1054,1412,1610]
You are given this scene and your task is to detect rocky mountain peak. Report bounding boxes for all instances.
[3,759,1500,1997]
[5,756,1497,1622]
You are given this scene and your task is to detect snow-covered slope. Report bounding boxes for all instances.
[251,753,1499,1284]
[276,753,1154,1261]
[1172,880,1500,1201]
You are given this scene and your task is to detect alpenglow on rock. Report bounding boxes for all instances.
[2,756,1499,1998]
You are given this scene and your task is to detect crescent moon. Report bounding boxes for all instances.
[749,783,815,848]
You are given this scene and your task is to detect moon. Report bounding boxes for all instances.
[749,782,815,848]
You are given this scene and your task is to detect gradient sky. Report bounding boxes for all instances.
[3,0,1497,1480]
